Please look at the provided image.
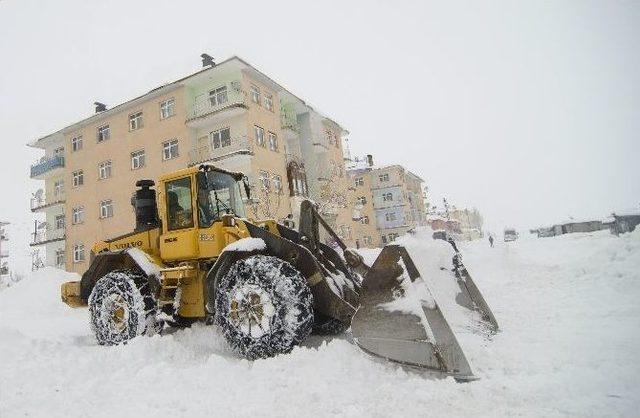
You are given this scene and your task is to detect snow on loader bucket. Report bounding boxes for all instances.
[351,245,476,381]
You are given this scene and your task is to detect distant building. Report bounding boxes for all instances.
[609,210,640,235]
[346,155,428,247]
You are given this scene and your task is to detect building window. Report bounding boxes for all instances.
[383,192,393,202]
[72,206,84,224]
[55,249,65,267]
[287,162,308,197]
[255,125,265,147]
[73,244,85,263]
[131,150,145,169]
[55,214,65,230]
[361,215,370,224]
[363,236,372,246]
[250,85,261,104]
[163,139,179,160]
[357,196,367,205]
[210,128,231,149]
[264,94,273,111]
[160,98,175,119]
[71,136,83,152]
[100,199,113,219]
[54,146,64,156]
[97,125,110,142]
[379,173,389,182]
[385,212,397,221]
[99,161,112,179]
[268,132,278,151]
[259,170,270,190]
[209,86,228,107]
[54,180,64,196]
[381,235,387,244]
[272,174,282,193]
[129,112,143,131]
[72,170,84,187]
[389,233,399,241]
[355,177,364,187]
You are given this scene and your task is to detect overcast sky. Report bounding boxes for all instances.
[1,0,639,273]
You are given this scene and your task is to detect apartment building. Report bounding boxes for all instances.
[278,90,353,244]
[28,56,351,273]
[347,156,427,247]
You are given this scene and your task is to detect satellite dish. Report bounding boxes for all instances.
[34,189,44,199]
[37,222,48,230]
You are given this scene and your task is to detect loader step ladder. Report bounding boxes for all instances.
[158,265,197,308]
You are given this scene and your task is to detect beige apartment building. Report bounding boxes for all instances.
[346,156,427,247]
[29,56,352,274]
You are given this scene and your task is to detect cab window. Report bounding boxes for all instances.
[166,177,194,230]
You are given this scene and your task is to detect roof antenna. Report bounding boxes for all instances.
[201,53,215,68]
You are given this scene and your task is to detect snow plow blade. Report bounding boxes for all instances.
[351,245,475,380]
[452,252,499,331]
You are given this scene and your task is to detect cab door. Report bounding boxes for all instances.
[159,175,199,261]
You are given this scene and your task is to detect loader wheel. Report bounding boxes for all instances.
[88,270,157,346]
[215,255,314,360]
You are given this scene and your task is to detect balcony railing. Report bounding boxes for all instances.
[30,193,65,212]
[30,155,65,178]
[30,227,65,246]
[186,86,247,122]
[189,135,255,165]
[281,111,299,132]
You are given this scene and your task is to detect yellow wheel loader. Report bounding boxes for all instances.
[61,164,497,380]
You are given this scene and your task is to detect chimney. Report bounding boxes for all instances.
[94,102,107,113]
[366,154,374,167]
[201,53,215,68]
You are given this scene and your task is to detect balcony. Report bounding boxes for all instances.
[189,135,255,166]
[280,104,299,133]
[31,193,65,212]
[30,155,65,179]
[30,227,65,246]
[186,87,248,128]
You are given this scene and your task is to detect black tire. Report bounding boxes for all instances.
[88,269,157,346]
[215,255,314,359]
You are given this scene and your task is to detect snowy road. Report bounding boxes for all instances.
[1,230,639,417]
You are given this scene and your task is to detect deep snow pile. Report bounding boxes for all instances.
[1,230,639,417]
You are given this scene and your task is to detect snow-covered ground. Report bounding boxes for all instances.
[1,229,639,417]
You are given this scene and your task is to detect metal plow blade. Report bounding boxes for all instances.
[351,245,475,381]
[452,253,499,332]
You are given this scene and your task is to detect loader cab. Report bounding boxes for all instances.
[159,165,250,261]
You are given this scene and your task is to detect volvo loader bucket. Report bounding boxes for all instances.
[351,245,475,380]
[439,237,499,332]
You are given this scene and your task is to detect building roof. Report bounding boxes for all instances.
[29,55,347,147]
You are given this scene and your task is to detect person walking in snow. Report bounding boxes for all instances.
[488,234,494,248]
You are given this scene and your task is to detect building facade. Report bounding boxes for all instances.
[28,56,351,273]
[346,156,427,247]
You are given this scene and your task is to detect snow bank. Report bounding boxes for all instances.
[1,231,639,417]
